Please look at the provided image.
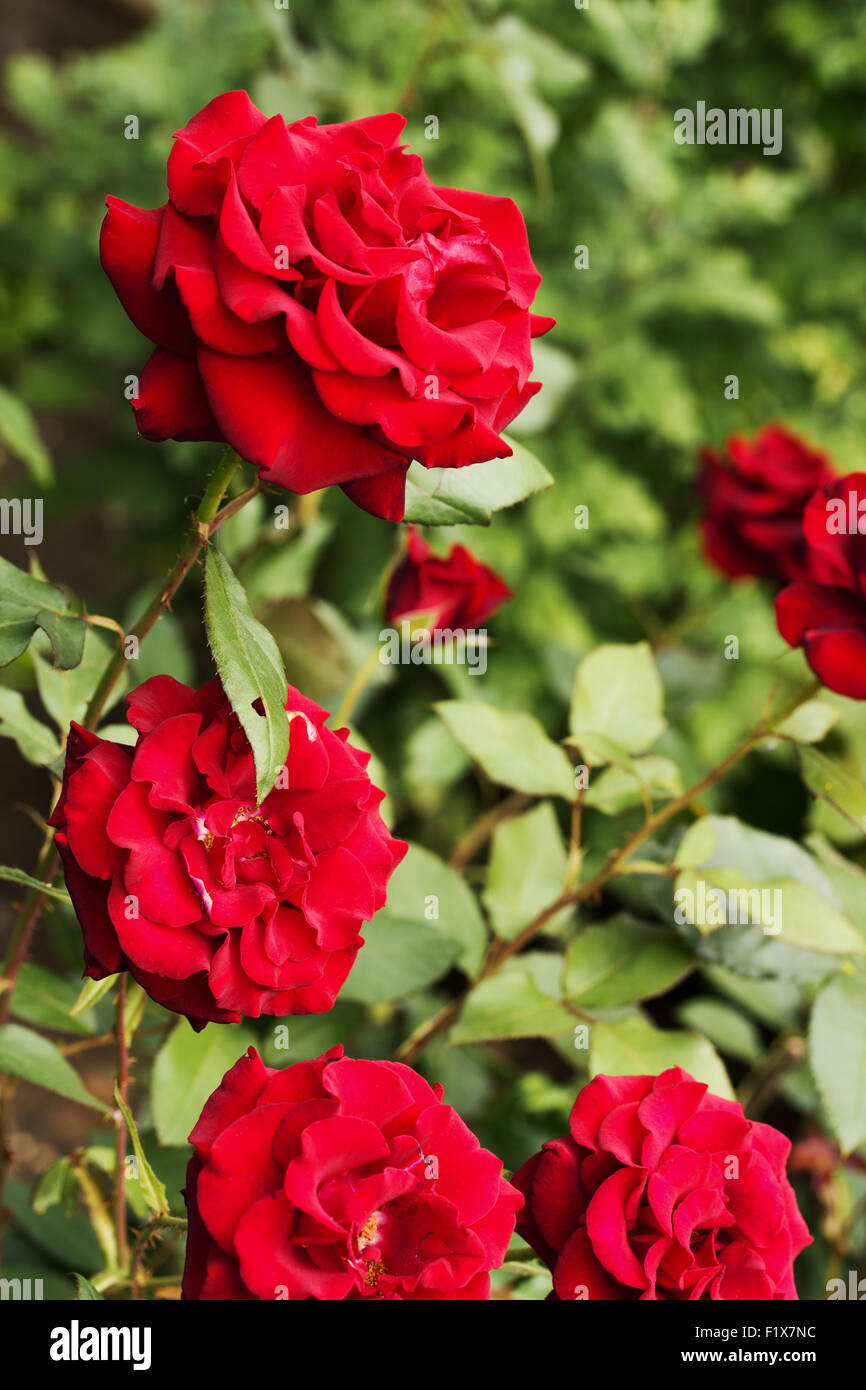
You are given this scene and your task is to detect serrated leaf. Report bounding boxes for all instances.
[32,625,122,730]
[70,1273,103,1301]
[365,841,487,980]
[0,554,84,669]
[0,1023,102,1109]
[152,1020,257,1146]
[570,642,666,755]
[452,967,576,1044]
[435,700,574,799]
[204,546,289,803]
[809,973,866,1154]
[403,438,552,526]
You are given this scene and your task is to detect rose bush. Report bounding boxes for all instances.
[697,424,833,583]
[50,674,406,1027]
[513,1069,811,1301]
[181,1044,521,1299]
[776,472,866,698]
[384,526,512,632]
[100,90,553,521]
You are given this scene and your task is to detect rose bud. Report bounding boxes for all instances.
[50,675,406,1027]
[385,527,512,633]
[100,90,554,522]
[776,472,866,698]
[697,424,833,583]
[181,1045,522,1299]
[513,1068,811,1300]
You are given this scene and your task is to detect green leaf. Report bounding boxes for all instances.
[798,745,866,836]
[379,841,487,977]
[590,1014,734,1099]
[69,974,117,1019]
[32,1157,76,1215]
[32,626,122,730]
[343,917,460,1003]
[435,700,574,799]
[0,687,61,765]
[0,555,84,669]
[0,867,70,904]
[0,384,53,484]
[451,966,576,1044]
[565,917,693,1007]
[0,1023,102,1109]
[204,546,289,803]
[483,802,569,940]
[774,699,838,744]
[151,1020,257,1147]
[674,997,762,1063]
[11,962,95,1036]
[809,972,866,1154]
[403,438,553,526]
[71,1273,103,1301]
[583,754,681,815]
[113,1083,168,1216]
[569,642,666,756]
[674,817,865,955]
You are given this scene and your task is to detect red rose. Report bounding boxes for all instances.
[100,90,553,522]
[776,471,866,697]
[385,526,512,632]
[697,424,833,582]
[50,675,406,1027]
[513,1068,810,1300]
[181,1045,521,1299]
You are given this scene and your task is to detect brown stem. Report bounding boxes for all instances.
[449,791,532,870]
[395,679,820,1065]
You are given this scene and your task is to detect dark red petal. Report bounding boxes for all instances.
[100,198,194,354]
[132,348,223,443]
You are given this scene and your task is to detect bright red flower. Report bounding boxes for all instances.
[776,471,866,698]
[697,424,833,582]
[50,676,406,1027]
[513,1069,811,1301]
[181,1045,522,1300]
[100,91,553,522]
[384,527,512,632]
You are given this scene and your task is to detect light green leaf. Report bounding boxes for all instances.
[204,546,289,803]
[0,687,61,765]
[380,841,487,977]
[809,972,866,1154]
[32,626,122,730]
[565,917,693,1008]
[569,642,666,756]
[583,754,681,815]
[71,1273,103,1301]
[0,385,53,484]
[452,966,576,1044]
[483,802,569,940]
[590,1014,734,1099]
[0,1023,102,1109]
[674,997,762,1063]
[0,555,84,669]
[798,745,866,836]
[435,700,574,799]
[775,699,839,744]
[69,974,117,1019]
[151,1020,257,1147]
[113,1084,168,1216]
[403,438,552,526]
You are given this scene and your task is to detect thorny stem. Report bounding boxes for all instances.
[395,678,821,1065]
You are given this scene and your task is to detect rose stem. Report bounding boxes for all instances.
[395,678,821,1064]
